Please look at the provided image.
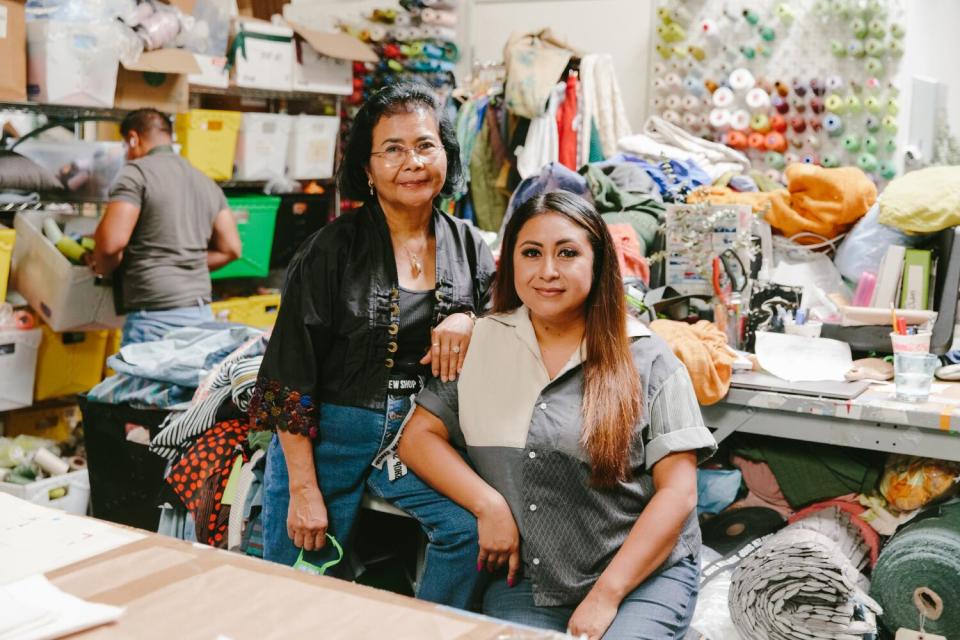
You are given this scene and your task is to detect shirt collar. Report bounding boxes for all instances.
[146,144,174,156]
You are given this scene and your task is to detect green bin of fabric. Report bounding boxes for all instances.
[211,195,280,280]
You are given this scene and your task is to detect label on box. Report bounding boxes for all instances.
[896,630,946,640]
[0,5,8,39]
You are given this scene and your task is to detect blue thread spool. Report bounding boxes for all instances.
[824,114,845,137]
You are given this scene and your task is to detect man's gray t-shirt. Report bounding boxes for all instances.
[108,146,228,311]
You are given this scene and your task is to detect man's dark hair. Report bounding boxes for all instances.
[337,81,462,201]
[120,108,173,139]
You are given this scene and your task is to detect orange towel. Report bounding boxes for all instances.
[650,319,734,405]
[688,163,877,244]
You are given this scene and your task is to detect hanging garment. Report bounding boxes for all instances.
[516,82,564,179]
[454,97,487,197]
[503,29,575,119]
[469,102,510,232]
[579,53,632,158]
[556,74,579,170]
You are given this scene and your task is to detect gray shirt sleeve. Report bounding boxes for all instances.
[109,164,145,207]
[644,366,717,470]
[414,378,465,448]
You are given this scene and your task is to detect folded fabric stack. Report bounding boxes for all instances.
[729,507,882,640]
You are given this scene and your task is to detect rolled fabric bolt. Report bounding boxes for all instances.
[770,114,787,132]
[740,46,756,60]
[822,154,841,168]
[731,109,752,130]
[793,78,808,97]
[765,168,782,182]
[688,45,706,61]
[845,94,862,113]
[775,3,795,23]
[865,96,882,113]
[826,75,844,91]
[884,138,898,153]
[810,78,826,96]
[868,18,885,38]
[665,94,682,110]
[864,135,879,153]
[68,456,87,471]
[851,18,868,38]
[824,114,844,136]
[866,58,884,76]
[865,115,881,132]
[849,40,866,57]
[746,87,771,110]
[792,97,806,113]
[843,134,861,152]
[891,22,906,38]
[662,109,682,125]
[682,94,701,111]
[774,80,789,97]
[886,98,899,116]
[684,76,705,95]
[729,68,756,91]
[750,113,771,132]
[760,26,776,41]
[825,94,845,114]
[709,108,732,129]
[772,95,789,114]
[810,96,825,113]
[765,150,786,169]
[889,39,905,57]
[857,152,878,172]
[713,86,735,107]
[725,130,749,149]
[765,132,787,152]
[802,153,819,164]
[666,72,683,89]
[831,40,847,57]
[882,115,898,133]
[34,448,69,476]
[748,131,767,150]
[805,134,821,148]
[879,161,897,179]
[784,151,800,164]
[790,116,807,133]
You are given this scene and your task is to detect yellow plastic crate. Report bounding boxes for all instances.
[34,323,109,401]
[238,294,281,328]
[175,109,242,181]
[4,402,80,443]
[0,226,14,302]
[211,297,249,324]
[103,328,122,378]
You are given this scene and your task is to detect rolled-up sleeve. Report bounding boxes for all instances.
[248,244,335,438]
[645,366,717,470]
[414,378,464,448]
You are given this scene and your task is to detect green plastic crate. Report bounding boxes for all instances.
[211,195,280,280]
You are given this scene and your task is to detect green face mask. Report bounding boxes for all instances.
[292,534,344,576]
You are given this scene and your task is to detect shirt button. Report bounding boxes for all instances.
[538,403,547,410]
[388,324,399,336]
[529,504,537,512]
[385,358,394,368]
[532,558,541,566]
[528,451,536,459]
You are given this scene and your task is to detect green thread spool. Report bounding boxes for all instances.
[865,96,882,113]
[884,137,898,153]
[760,26,776,41]
[845,95,862,113]
[821,154,841,168]
[889,39,905,57]
[740,46,756,60]
[891,22,906,38]
[865,39,885,56]
[882,115,898,134]
[751,114,771,132]
[656,45,673,59]
[887,98,899,116]
[668,23,686,41]
[851,18,868,39]
[843,135,861,152]
[688,46,706,61]
[865,57,884,75]
[879,161,897,180]
[864,136,879,153]
[825,94,845,114]
[759,45,773,57]
[848,40,866,57]
[765,151,786,170]
[743,9,760,25]
[857,152,878,172]
[775,3,795,23]
[831,41,847,57]
[868,18,886,38]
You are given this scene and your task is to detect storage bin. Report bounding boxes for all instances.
[235,113,292,181]
[287,114,340,180]
[15,140,125,202]
[34,322,109,401]
[237,294,281,328]
[0,469,90,515]
[4,402,81,443]
[175,109,242,181]
[210,297,249,323]
[11,210,123,332]
[0,328,42,412]
[231,19,294,92]
[270,192,333,269]
[103,329,121,378]
[26,19,120,107]
[0,226,14,302]
[211,196,280,280]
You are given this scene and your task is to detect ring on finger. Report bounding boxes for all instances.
[433,342,440,347]
[452,345,461,354]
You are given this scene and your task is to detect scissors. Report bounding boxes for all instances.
[711,249,748,305]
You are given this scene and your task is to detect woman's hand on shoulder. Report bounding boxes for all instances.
[475,492,521,586]
[420,312,476,382]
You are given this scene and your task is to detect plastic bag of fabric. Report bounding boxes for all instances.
[879,455,960,512]
[833,202,927,283]
[697,468,743,515]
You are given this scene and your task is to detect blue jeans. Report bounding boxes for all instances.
[262,395,481,609]
[483,554,699,640]
[121,304,214,347]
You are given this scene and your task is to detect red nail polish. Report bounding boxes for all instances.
[477,561,483,572]
[508,577,515,587]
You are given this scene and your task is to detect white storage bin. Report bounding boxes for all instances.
[293,44,353,95]
[26,20,121,108]
[287,115,340,180]
[11,211,124,333]
[0,468,90,515]
[235,113,292,181]
[231,19,294,92]
[188,54,230,89]
[0,328,41,412]
[16,140,125,202]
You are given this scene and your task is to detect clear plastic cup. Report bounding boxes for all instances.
[894,353,938,402]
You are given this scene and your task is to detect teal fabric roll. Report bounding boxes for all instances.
[871,503,960,639]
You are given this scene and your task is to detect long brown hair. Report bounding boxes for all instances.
[493,191,641,487]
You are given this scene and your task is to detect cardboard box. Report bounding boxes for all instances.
[189,53,230,89]
[26,19,120,107]
[4,401,80,442]
[0,0,26,101]
[231,18,294,92]
[288,23,377,95]
[114,48,200,114]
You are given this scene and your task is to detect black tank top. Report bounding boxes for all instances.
[394,287,435,375]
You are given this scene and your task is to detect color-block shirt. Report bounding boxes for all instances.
[415,306,717,606]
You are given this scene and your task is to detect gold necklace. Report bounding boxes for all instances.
[405,246,423,277]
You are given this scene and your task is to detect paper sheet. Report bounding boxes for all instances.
[0,494,145,585]
[0,575,123,640]
[755,331,853,382]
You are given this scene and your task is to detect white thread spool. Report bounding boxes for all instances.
[683,112,702,130]
[729,68,756,92]
[745,87,771,111]
[662,109,682,125]
[665,94,682,111]
[712,86,735,108]
[682,94,701,111]
[652,63,666,76]
[653,78,669,94]
[665,73,683,89]
[784,152,800,164]
[709,108,731,129]
[731,109,751,130]
[34,448,69,476]
[651,96,665,110]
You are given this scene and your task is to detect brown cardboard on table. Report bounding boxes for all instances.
[0,0,26,101]
[47,528,560,639]
[114,48,201,114]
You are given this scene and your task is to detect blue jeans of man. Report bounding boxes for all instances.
[121,304,214,347]
[262,394,481,609]
[483,554,699,640]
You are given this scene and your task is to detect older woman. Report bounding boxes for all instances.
[399,191,716,638]
[249,82,495,608]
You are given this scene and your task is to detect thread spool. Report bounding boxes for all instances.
[848,41,865,57]
[802,153,819,165]
[655,45,673,59]
[792,79,808,97]
[765,151,786,169]
[731,109,752,130]
[772,95,789,114]
[765,169,783,183]
[865,115,881,132]
[746,87,771,111]
[810,78,826,96]
[653,78,669,94]
[367,25,387,42]
[748,131,767,150]
[831,41,847,57]
[891,22,906,38]
[742,9,760,25]
[845,95,862,113]
[713,86,735,108]
[882,115,898,134]
[773,81,789,97]
[864,136,879,153]
[666,73,683,89]
[740,46,756,60]
[665,94,682,111]
[886,98,900,116]
[884,138,898,153]
[750,114,771,132]
[765,132,787,152]
[865,77,882,91]
[810,96,825,114]
[849,80,862,94]
[662,109,682,125]
[770,114,787,132]
[865,39,885,57]
[688,45,706,61]
[68,456,86,471]
[652,62,667,76]
[826,75,845,91]
[700,19,720,38]
[709,108,731,129]
[784,152,800,164]
[697,114,710,129]
[825,94,845,114]
[843,135,861,152]
[775,3,795,23]
[684,76,704,95]
[682,112,702,130]
[879,161,897,180]
[865,58,884,76]
[34,448,69,476]
[805,134,821,148]
[756,77,774,93]
[759,26,776,42]
[790,116,807,133]
[857,152,878,172]
[868,18,885,38]
[789,135,804,149]
[705,79,719,94]
[792,97,807,113]
[682,94,701,111]
[889,39,904,57]
[851,18,868,39]
[809,116,823,131]
[824,114,845,136]
[821,154,841,168]
[729,68,756,91]
[725,130,749,149]
[651,96,665,110]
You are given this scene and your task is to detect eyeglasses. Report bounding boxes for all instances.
[370,141,444,167]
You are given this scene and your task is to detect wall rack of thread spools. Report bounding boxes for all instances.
[650,0,905,185]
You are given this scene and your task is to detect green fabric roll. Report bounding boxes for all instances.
[871,502,960,639]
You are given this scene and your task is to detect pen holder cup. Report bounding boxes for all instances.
[890,331,931,354]
[784,320,823,337]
